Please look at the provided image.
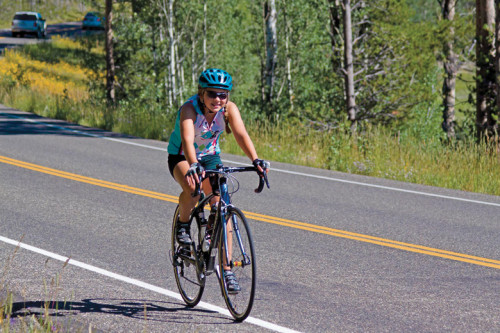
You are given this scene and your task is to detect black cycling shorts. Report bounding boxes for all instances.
[168,154,222,177]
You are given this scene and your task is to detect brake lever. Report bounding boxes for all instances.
[255,176,264,193]
[192,183,201,197]
[263,171,270,189]
[254,170,270,193]
[191,175,203,197]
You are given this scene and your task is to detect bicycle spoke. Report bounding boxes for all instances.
[171,206,204,307]
[218,207,256,321]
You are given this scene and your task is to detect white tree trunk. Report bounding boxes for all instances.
[440,0,458,139]
[264,0,278,107]
[105,0,115,105]
[475,0,496,137]
[167,0,177,107]
[192,37,197,86]
[343,0,357,130]
[175,42,185,102]
[203,0,207,70]
[283,3,293,112]
[157,0,172,106]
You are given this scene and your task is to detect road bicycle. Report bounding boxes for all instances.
[170,163,270,321]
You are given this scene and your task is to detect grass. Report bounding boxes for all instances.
[0,40,105,126]
[0,37,499,196]
[0,240,75,332]
[221,121,500,195]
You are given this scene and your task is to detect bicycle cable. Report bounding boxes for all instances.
[227,173,240,197]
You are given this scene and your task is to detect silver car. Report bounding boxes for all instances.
[12,11,46,38]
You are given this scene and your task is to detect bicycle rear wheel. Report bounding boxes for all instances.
[218,207,256,321]
[171,205,204,306]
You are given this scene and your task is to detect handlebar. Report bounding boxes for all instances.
[191,165,270,197]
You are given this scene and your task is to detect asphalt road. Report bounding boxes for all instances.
[0,21,100,53]
[0,105,499,332]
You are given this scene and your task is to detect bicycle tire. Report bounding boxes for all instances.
[218,207,256,321]
[171,205,204,306]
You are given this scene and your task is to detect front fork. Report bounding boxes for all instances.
[224,210,251,267]
[219,181,250,269]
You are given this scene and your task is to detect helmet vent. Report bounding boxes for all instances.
[199,68,233,91]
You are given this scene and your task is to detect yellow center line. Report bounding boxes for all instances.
[0,155,179,202]
[1,154,499,270]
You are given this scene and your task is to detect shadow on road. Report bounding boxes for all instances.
[0,106,138,140]
[9,298,235,327]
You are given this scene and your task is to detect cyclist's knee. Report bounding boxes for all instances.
[177,176,197,193]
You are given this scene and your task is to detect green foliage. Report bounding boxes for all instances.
[394,67,445,142]
[406,0,475,22]
[113,89,171,141]
[350,0,438,126]
[220,118,500,195]
[84,0,453,136]
[113,15,163,104]
[19,41,88,68]
[0,0,479,142]
[278,0,344,124]
[1,0,499,196]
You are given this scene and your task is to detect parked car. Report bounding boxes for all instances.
[82,12,105,30]
[11,11,46,38]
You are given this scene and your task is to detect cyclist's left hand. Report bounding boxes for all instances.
[252,159,270,177]
[185,162,205,187]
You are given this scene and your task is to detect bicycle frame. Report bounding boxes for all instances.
[214,174,250,274]
[172,163,269,320]
[187,165,262,278]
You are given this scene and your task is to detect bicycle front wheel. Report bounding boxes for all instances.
[171,205,204,307]
[218,207,256,321]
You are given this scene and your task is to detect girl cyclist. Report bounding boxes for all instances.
[167,68,269,292]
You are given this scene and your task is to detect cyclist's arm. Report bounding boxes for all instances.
[179,103,199,166]
[180,104,205,187]
[226,102,259,162]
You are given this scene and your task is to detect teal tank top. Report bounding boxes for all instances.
[167,95,226,158]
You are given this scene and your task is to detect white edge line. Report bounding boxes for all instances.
[264,168,500,208]
[3,112,500,208]
[0,235,302,333]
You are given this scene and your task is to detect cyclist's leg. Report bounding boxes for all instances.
[173,160,198,220]
[172,159,199,244]
[199,157,239,289]
[199,155,221,228]
[223,222,240,291]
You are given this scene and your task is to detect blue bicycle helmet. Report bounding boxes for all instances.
[198,68,233,91]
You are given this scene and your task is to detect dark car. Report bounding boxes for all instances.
[12,11,46,38]
[82,12,105,30]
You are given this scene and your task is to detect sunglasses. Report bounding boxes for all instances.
[206,91,228,100]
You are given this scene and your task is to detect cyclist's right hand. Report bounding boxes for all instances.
[185,162,205,188]
[252,159,270,176]
[253,159,270,192]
